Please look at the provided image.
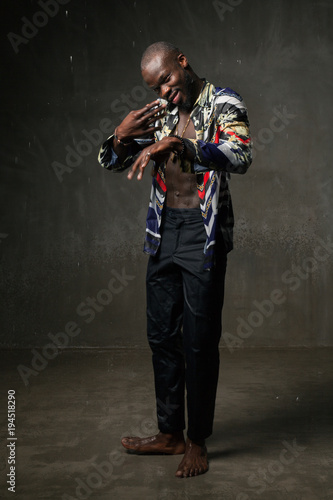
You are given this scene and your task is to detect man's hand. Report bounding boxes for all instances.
[127,136,180,181]
[116,100,166,143]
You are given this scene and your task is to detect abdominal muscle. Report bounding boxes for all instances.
[165,160,200,208]
[165,117,200,209]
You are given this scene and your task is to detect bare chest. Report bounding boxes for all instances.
[165,116,199,208]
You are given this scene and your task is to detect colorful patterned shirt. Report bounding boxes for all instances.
[98,80,252,269]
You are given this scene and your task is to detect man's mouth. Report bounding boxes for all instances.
[169,90,181,104]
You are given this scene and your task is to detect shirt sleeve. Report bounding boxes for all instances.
[182,94,252,175]
[97,134,154,172]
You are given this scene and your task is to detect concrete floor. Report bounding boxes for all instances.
[0,348,333,500]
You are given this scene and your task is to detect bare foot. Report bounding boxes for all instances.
[121,431,186,455]
[175,438,208,478]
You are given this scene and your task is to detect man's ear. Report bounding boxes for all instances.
[177,53,189,69]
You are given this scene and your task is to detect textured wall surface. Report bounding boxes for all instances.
[1,0,332,349]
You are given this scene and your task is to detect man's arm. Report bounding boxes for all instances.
[181,94,252,175]
[98,135,141,172]
[126,92,252,181]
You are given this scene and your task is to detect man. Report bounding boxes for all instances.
[98,41,252,478]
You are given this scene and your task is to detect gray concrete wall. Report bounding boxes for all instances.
[1,0,332,349]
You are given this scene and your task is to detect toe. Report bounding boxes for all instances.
[121,437,136,449]
[183,468,190,478]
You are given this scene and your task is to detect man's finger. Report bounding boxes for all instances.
[144,125,163,134]
[139,101,166,120]
[145,99,161,110]
[127,159,139,180]
[138,99,160,116]
[146,112,166,127]
[127,151,151,180]
[137,152,151,180]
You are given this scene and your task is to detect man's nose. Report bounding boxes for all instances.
[160,84,171,100]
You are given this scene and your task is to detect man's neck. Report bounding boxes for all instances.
[179,77,204,116]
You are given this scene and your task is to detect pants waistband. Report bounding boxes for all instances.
[164,206,202,220]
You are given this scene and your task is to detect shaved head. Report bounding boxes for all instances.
[141,41,181,71]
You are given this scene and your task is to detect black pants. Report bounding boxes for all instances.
[146,207,227,441]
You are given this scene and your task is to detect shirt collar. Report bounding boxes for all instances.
[195,79,215,108]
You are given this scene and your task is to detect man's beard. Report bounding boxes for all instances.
[178,70,196,112]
